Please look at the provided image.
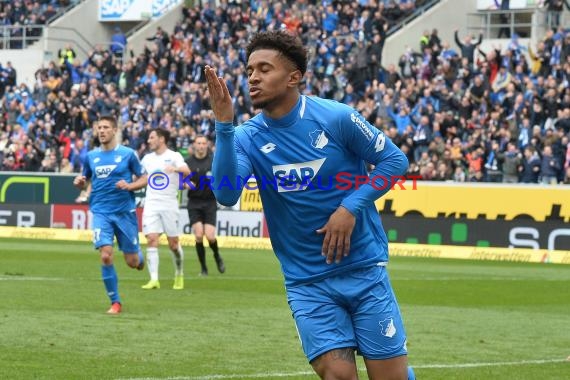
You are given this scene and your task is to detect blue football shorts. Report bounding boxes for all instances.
[286,264,408,362]
[92,211,140,253]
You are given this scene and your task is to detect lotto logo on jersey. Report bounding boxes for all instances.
[95,165,117,178]
[272,158,326,193]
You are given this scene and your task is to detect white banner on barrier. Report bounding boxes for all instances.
[179,209,266,238]
[152,0,181,18]
[99,0,151,21]
[99,0,181,21]
[476,0,541,10]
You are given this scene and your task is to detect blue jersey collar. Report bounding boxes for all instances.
[261,95,305,129]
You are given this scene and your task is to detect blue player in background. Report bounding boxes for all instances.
[206,31,416,380]
[74,115,148,314]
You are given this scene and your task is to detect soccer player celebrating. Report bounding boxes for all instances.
[140,128,190,290]
[206,31,415,380]
[185,135,225,276]
[73,115,147,314]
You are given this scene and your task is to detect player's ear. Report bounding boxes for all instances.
[288,70,303,88]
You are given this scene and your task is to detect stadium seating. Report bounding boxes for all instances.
[0,0,569,184]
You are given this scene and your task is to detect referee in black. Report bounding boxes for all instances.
[185,135,225,276]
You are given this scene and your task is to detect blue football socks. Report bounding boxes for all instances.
[101,264,120,304]
[408,366,416,380]
[137,249,145,270]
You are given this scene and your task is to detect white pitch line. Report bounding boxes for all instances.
[0,276,64,281]
[120,358,569,380]
[414,358,567,369]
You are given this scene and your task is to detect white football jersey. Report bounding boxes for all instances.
[141,149,187,211]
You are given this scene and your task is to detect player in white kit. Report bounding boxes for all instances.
[141,128,190,290]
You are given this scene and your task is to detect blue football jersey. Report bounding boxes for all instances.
[213,96,408,286]
[83,145,144,214]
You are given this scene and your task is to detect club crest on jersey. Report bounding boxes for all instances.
[309,129,329,149]
[95,165,117,178]
[93,157,101,163]
[114,155,122,163]
[272,158,326,193]
[379,317,396,338]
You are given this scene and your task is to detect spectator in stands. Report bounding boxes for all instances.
[519,146,541,183]
[454,28,483,68]
[494,0,511,38]
[1,61,17,90]
[542,0,570,29]
[499,142,521,183]
[58,44,76,66]
[540,145,561,184]
[110,26,127,59]
[484,140,503,182]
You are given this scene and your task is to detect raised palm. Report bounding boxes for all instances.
[204,65,234,123]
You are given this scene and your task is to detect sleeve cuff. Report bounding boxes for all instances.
[215,121,234,131]
[339,201,359,218]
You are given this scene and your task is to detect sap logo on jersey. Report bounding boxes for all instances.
[273,158,326,193]
[95,165,117,178]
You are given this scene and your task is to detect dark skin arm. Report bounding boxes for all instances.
[316,206,356,264]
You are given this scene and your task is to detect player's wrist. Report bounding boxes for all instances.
[215,120,234,130]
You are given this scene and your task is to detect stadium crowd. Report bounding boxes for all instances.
[0,0,569,185]
[0,0,78,48]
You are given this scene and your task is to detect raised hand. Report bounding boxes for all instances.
[204,65,234,123]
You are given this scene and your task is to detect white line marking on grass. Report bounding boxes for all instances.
[120,371,315,380]
[0,276,64,281]
[120,358,569,380]
[117,275,567,282]
[414,358,567,369]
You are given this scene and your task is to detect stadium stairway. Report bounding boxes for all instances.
[7,0,184,88]
[383,0,479,66]
[383,0,569,67]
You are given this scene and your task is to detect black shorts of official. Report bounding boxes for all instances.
[187,200,218,226]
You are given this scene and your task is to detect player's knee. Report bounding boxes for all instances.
[365,357,409,380]
[168,240,179,252]
[100,249,113,265]
[125,254,138,268]
[311,350,358,380]
[313,365,357,380]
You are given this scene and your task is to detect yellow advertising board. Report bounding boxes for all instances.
[389,242,570,264]
[240,187,263,212]
[241,182,570,222]
[375,182,570,221]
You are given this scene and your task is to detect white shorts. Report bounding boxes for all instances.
[142,209,180,237]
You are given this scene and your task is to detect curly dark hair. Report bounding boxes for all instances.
[246,30,308,75]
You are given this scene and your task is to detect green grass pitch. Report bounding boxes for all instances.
[1,238,569,379]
